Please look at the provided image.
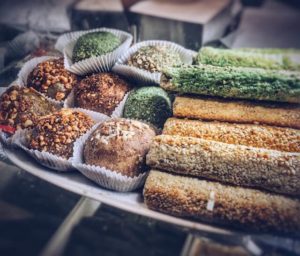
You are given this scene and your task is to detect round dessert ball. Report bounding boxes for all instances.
[72,31,121,63]
[29,109,94,159]
[27,58,78,101]
[84,118,156,177]
[123,87,172,128]
[0,85,60,130]
[127,45,182,73]
[75,73,131,116]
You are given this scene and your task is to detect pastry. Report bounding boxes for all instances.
[161,64,300,103]
[173,96,300,129]
[72,31,121,63]
[75,73,131,116]
[84,118,156,177]
[29,109,94,159]
[0,85,60,130]
[27,58,78,101]
[195,47,300,70]
[144,170,300,236]
[123,87,172,128]
[127,45,182,73]
[146,135,300,197]
[163,118,300,153]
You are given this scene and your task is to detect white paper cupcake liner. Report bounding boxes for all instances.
[64,88,130,118]
[112,40,194,85]
[58,28,133,75]
[72,123,148,192]
[11,108,109,172]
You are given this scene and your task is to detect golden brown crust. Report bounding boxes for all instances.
[29,109,94,159]
[146,135,300,197]
[144,170,300,236]
[173,96,300,129]
[163,118,300,152]
[75,73,131,115]
[84,118,156,177]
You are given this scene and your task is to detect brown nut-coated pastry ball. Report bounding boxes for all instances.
[0,85,60,130]
[84,118,156,177]
[29,109,94,159]
[27,58,78,101]
[74,73,131,115]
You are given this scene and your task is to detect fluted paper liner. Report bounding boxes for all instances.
[64,89,130,118]
[11,108,109,172]
[113,40,195,85]
[72,123,148,192]
[58,28,133,75]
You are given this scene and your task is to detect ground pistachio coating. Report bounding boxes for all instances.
[0,85,60,130]
[123,87,172,128]
[72,31,121,63]
[127,45,182,73]
[29,109,94,159]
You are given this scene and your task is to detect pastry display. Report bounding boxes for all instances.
[27,58,78,101]
[163,118,300,152]
[123,87,172,128]
[29,109,94,159]
[196,47,300,70]
[161,65,300,103]
[84,118,156,177]
[0,85,60,130]
[75,73,131,116]
[173,96,300,129]
[127,45,182,73]
[146,135,300,197]
[72,31,121,63]
[144,170,300,236]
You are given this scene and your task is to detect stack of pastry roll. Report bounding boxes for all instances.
[143,47,300,237]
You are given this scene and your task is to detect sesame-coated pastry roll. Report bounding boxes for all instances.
[144,170,300,237]
[173,96,300,129]
[163,118,300,153]
[146,135,300,197]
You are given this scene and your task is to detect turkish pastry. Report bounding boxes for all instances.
[75,73,131,116]
[144,170,300,236]
[161,65,300,103]
[173,96,300,129]
[0,86,60,130]
[123,87,172,128]
[29,109,94,159]
[127,45,182,73]
[84,118,156,177]
[27,58,78,101]
[196,47,300,70]
[146,135,300,197]
[163,118,300,153]
[72,31,121,63]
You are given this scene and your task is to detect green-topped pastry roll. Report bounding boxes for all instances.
[195,47,300,70]
[160,64,300,103]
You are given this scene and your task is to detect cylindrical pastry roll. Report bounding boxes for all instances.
[163,118,300,152]
[173,96,300,129]
[146,135,300,197]
[144,170,300,237]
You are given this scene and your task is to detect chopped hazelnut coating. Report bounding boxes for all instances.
[27,58,78,101]
[0,85,60,130]
[146,135,300,197]
[163,118,300,153]
[144,170,300,236]
[29,109,94,159]
[75,73,131,115]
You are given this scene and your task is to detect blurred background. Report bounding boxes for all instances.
[0,1,300,255]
